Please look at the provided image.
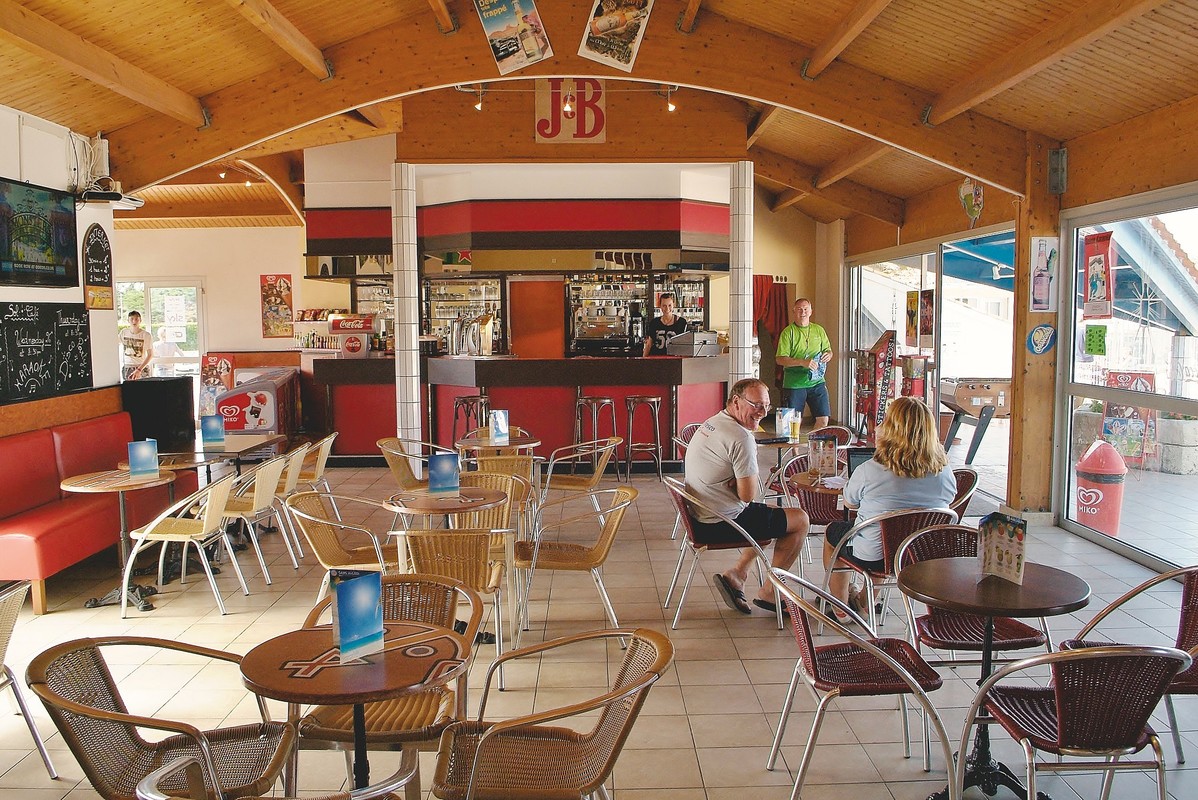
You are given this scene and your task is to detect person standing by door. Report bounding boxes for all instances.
[118,311,153,381]
[776,298,833,429]
[643,292,689,356]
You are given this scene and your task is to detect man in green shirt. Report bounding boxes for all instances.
[776,298,833,429]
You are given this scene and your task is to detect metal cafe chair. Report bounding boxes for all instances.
[0,581,56,778]
[956,645,1192,800]
[285,491,397,602]
[667,422,702,540]
[221,452,290,585]
[137,755,414,800]
[949,466,979,520]
[767,568,957,800]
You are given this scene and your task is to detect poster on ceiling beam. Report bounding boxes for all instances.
[578,0,654,73]
[473,0,553,75]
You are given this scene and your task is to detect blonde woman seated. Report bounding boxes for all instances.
[822,396,956,621]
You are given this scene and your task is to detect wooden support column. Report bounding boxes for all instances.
[1007,133,1061,513]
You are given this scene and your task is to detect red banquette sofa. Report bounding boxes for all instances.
[0,412,197,614]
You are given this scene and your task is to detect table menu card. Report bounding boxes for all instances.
[200,414,225,448]
[127,439,159,479]
[978,511,1026,585]
[330,568,383,661]
[428,451,460,495]
[490,410,509,444]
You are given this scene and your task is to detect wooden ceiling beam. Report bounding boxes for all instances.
[353,100,403,130]
[427,0,458,34]
[770,188,808,212]
[226,0,332,80]
[804,0,894,79]
[0,0,207,128]
[814,140,890,188]
[751,146,904,225]
[677,0,703,34]
[238,154,304,221]
[106,5,1027,193]
[925,0,1168,126]
[115,194,289,219]
[234,111,403,160]
[746,106,782,149]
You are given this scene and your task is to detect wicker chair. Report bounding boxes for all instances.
[668,423,702,540]
[297,431,340,505]
[661,477,780,630]
[949,466,979,520]
[896,524,1050,667]
[813,424,855,446]
[766,569,956,800]
[460,426,537,456]
[431,628,673,800]
[26,636,295,800]
[271,442,312,561]
[822,506,958,629]
[1060,564,1198,763]
[137,755,412,800]
[514,487,637,645]
[539,437,622,509]
[378,437,454,490]
[121,473,242,617]
[453,471,522,637]
[295,574,484,799]
[221,453,291,584]
[0,581,56,778]
[956,645,1192,800]
[285,491,397,602]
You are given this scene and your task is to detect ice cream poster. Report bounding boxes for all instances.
[473,0,552,76]
[260,274,294,338]
[579,0,654,73]
[1082,232,1114,319]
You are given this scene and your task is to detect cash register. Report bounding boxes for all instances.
[666,331,720,357]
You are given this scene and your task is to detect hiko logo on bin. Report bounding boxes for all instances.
[1077,487,1104,514]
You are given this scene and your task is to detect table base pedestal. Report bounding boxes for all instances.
[927,744,1050,800]
[84,583,158,612]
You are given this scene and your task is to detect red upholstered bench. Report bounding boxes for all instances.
[0,412,198,614]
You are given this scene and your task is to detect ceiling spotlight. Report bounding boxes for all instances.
[562,92,575,115]
[245,180,252,187]
[219,170,227,179]
[474,85,484,111]
[666,87,676,113]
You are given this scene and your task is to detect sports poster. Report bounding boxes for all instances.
[578,0,654,73]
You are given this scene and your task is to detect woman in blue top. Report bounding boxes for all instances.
[822,396,957,619]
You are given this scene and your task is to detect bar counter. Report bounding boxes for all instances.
[313,354,728,458]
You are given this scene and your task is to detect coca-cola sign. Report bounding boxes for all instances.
[330,316,370,332]
[345,336,363,353]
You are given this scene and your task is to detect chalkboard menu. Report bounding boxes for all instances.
[0,302,93,404]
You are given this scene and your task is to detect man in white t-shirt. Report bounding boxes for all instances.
[118,311,153,381]
[684,378,809,616]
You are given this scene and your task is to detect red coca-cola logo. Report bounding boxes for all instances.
[344,336,363,353]
[331,317,368,331]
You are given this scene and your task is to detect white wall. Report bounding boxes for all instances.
[113,227,343,351]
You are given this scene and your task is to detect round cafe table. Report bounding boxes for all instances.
[899,557,1091,800]
[385,485,506,518]
[60,469,177,611]
[455,433,541,455]
[240,622,470,789]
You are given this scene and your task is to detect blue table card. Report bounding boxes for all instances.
[490,409,509,444]
[127,439,159,479]
[331,569,384,661]
[200,414,225,448]
[428,451,460,495]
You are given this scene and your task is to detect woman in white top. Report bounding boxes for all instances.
[822,396,957,618]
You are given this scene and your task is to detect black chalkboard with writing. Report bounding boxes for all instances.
[0,301,93,404]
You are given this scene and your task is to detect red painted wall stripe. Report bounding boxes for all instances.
[417,199,729,238]
[306,208,391,239]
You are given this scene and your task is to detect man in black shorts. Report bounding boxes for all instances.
[683,378,809,615]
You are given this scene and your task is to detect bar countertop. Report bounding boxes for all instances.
[427,355,729,387]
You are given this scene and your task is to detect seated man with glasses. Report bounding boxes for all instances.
[684,378,809,615]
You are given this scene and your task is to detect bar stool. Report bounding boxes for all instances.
[624,395,663,480]
[575,395,619,476]
[452,394,490,443]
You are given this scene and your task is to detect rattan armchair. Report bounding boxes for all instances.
[121,472,242,617]
[221,453,291,584]
[1060,564,1198,763]
[896,524,1050,667]
[431,628,674,800]
[539,437,622,509]
[27,636,295,800]
[514,487,636,646]
[298,431,340,496]
[767,569,956,800]
[295,574,484,798]
[956,645,1192,800]
[285,491,398,602]
[949,466,979,520]
[378,437,453,490]
[667,422,702,540]
[137,755,411,800]
[271,442,312,560]
[0,581,56,778]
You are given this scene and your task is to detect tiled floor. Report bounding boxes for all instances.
[2,466,1197,799]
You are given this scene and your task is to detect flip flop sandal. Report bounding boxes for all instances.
[751,598,790,617]
[713,574,752,615]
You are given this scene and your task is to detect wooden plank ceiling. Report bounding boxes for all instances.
[0,0,1192,229]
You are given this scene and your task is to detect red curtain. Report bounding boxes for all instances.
[752,275,773,327]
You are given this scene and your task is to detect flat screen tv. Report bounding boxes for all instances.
[0,177,79,288]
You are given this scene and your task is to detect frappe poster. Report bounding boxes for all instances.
[473,0,552,75]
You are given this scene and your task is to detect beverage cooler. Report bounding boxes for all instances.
[566,274,650,356]
[422,275,507,354]
[213,367,300,435]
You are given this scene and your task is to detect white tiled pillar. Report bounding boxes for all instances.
[392,162,422,462]
[729,160,754,383]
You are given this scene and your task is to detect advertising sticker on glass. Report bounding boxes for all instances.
[1082,231,1114,319]
[0,178,78,288]
[578,0,654,73]
[473,0,553,75]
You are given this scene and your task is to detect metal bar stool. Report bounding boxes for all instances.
[575,395,620,477]
[452,394,490,443]
[624,394,663,480]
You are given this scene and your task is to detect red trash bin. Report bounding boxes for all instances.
[1075,440,1127,536]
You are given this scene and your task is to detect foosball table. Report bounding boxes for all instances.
[939,377,1012,464]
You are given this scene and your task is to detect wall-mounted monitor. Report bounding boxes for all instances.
[0,177,79,288]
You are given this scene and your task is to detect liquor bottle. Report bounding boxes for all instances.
[590,7,647,37]
[1032,240,1050,308]
[514,1,541,60]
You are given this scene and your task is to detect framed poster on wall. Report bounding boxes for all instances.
[260,274,294,338]
[0,177,78,288]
